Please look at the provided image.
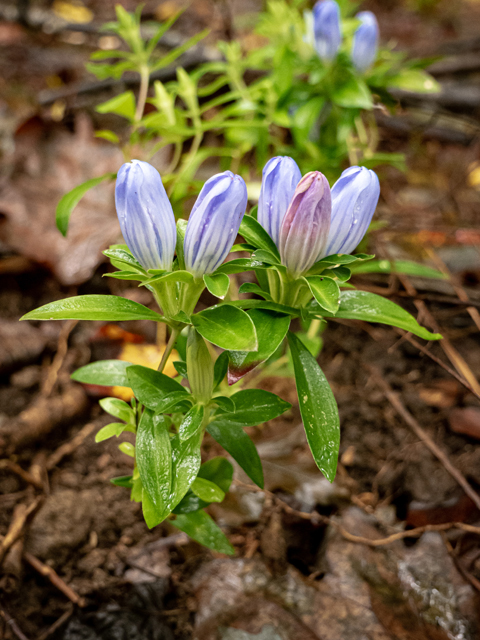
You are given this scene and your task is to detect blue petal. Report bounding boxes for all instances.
[313,0,342,62]
[352,11,379,73]
[115,160,176,270]
[324,166,380,257]
[258,156,302,247]
[184,171,248,277]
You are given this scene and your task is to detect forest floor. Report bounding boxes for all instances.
[1,1,480,639]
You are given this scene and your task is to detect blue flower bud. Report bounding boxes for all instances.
[115,160,176,271]
[312,0,342,63]
[258,156,302,248]
[184,171,248,278]
[352,11,379,73]
[323,166,380,257]
[279,172,332,278]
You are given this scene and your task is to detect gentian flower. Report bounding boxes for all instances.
[312,0,342,63]
[279,171,332,278]
[258,156,302,248]
[115,160,176,271]
[323,166,380,257]
[352,11,379,73]
[184,171,248,278]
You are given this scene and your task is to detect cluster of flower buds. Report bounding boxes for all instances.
[115,160,247,278]
[258,156,380,278]
[311,0,379,72]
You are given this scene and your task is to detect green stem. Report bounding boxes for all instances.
[158,327,179,373]
[134,65,150,124]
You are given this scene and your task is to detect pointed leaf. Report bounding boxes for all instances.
[304,276,340,314]
[171,510,234,555]
[21,295,166,323]
[71,360,133,387]
[239,215,280,259]
[207,421,264,488]
[95,422,129,443]
[127,365,188,411]
[192,305,258,351]
[204,273,230,299]
[228,310,290,384]
[178,404,204,441]
[191,477,225,503]
[56,173,116,236]
[287,332,340,483]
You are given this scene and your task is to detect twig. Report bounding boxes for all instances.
[0,606,31,640]
[37,604,74,640]
[233,480,480,547]
[395,330,480,401]
[0,498,42,565]
[46,421,97,470]
[367,365,480,512]
[42,320,78,397]
[442,534,480,592]
[0,460,44,490]
[23,553,85,607]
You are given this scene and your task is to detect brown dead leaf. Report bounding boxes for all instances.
[0,113,124,285]
[448,407,480,440]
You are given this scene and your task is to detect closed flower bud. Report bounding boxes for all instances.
[184,171,248,278]
[313,0,342,63]
[186,328,213,403]
[258,156,302,248]
[115,160,176,271]
[323,166,380,257]
[279,172,332,278]
[352,11,379,73]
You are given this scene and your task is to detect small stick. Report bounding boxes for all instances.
[46,421,97,470]
[0,460,44,490]
[42,320,78,397]
[367,365,480,512]
[37,603,74,640]
[0,498,42,564]
[0,606,31,640]
[23,553,85,607]
[233,480,480,547]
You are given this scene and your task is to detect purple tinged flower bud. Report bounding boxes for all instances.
[279,172,332,278]
[184,171,248,278]
[115,160,176,271]
[352,11,379,73]
[312,0,342,63]
[258,156,302,248]
[323,166,380,257]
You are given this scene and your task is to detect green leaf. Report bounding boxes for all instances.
[21,295,165,323]
[213,351,229,389]
[153,391,192,414]
[217,389,291,427]
[95,130,120,144]
[238,283,272,300]
[171,510,234,555]
[99,397,134,423]
[213,396,235,413]
[96,91,136,120]
[228,310,290,384]
[110,475,133,488]
[204,273,230,299]
[119,442,135,457]
[287,332,340,483]
[71,360,133,387]
[173,361,188,378]
[103,248,145,273]
[144,270,194,286]
[178,404,204,441]
[304,276,340,314]
[170,431,203,507]
[215,258,268,275]
[239,215,280,259]
[192,305,258,351]
[172,456,233,515]
[318,290,443,340]
[331,75,373,109]
[325,266,351,283]
[126,365,188,411]
[349,259,446,279]
[56,173,116,236]
[191,477,225,503]
[136,411,172,525]
[252,249,280,265]
[387,69,440,94]
[207,421,264,488]
[95,422,129,442]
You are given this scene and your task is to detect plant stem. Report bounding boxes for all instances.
[135,66,150,124]
[158,327,179,373]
